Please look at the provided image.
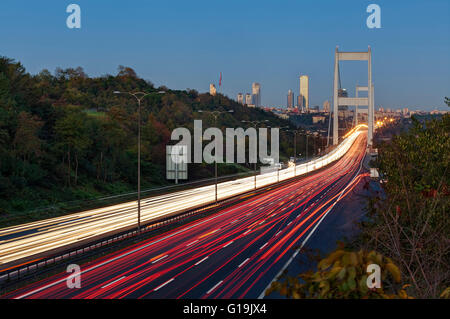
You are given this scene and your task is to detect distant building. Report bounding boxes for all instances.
[296,96,302,111]
[402,108,409,116]
[237,93,244,105]
[252,82,261,107]
[338,88,348,111]
[310,105,320,113]
[209,83,217,96]
[274,112,289,120]
[299,75,309,111]
[323,100,330,112]
[287,90,294,109]
[312,115,326,124]
[245,93,253,106]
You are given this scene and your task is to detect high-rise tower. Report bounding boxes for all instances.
[237,93,244,105]
[287,89,294,109]
[245,93,253,106]
[252,82,261,107]
[299,75,309,112]
[209,83,217,96]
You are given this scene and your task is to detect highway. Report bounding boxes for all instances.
[0,126,366,269]
[3,131,368,299]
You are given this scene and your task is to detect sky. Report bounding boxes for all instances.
[0,0,449,110]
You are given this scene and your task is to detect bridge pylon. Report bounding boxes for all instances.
[333,46,374,147]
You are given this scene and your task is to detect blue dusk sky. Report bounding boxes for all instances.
[0,0,449,110]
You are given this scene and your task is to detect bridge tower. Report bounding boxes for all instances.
[333,46,374,147]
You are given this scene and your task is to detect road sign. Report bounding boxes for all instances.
[166,145,188,183]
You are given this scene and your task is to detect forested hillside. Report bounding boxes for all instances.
[0,56,295,217]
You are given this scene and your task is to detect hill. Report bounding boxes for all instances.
[0,56,295,217]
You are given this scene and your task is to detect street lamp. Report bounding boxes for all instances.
[113,90,166,233]
[241,120,269,190]
[198,109,234,203]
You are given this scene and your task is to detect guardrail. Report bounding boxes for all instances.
[0,199,222,289]
[0,171,311,291]
[0,170,257,229]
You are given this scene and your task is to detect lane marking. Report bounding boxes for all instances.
[154,278,174,292]
[101,276,126,289]
[199,228,220,239]
[222,241,233,248]
[238,258,250,268]
[195,256,209,266]
[206,280,223,295]
[259,242,268,250]
[151,255,168,264]
[186,240,199,247]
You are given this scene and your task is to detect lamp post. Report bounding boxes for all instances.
[241,120,269,190]
[113,90,165,233]
[198,109,234,203]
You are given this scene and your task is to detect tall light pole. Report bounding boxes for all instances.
[242,120,269,190]
[198,109,234,203]
[113,90,165,233]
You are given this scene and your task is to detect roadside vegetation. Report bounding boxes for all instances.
[268,98,449,299]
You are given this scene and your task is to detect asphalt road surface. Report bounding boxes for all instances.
[3,133,368,299]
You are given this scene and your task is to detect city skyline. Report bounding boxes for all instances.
[0,0,449,110]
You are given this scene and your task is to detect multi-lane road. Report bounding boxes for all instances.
[0,126,365,269]
[3,131,368,299]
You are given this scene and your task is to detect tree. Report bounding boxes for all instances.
[117,65,137,78]
[266,247,411,299]
[13,111,44,163]
[0,55,294,217]
[54,109,91,186]
[357,110,450,298]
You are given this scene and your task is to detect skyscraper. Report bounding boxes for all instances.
[296,96,302,111]
[299,75,309,111]
[287,90,294,109]
[252,82,261,107]
[209,83,217,96]
[323,100,330,112]
[245,93,253,106]
[237,93,244,105]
